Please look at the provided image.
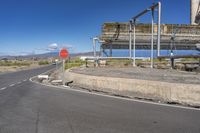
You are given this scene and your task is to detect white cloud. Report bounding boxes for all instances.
[48,43,58,51]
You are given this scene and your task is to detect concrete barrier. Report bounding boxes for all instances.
[65,70,200,106]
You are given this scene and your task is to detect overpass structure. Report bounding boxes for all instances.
[100,23,200,50]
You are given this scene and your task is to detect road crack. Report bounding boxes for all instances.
[35,109,40,133]
[66,112,75,133]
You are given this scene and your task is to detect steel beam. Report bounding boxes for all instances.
[133,20,136,67]
[131,2,161,59]
[151,9,154,68]
[132,3,158,20]
[157,2,161,56]
[129,20,132,59]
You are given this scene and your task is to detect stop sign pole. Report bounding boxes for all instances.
[59,48,69,85]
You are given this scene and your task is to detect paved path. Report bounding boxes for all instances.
[0,66,200,133]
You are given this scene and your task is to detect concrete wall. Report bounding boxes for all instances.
[100,23,200,50]
[102,23,200,35]
[191,0,200,25]
[65,70,200,106]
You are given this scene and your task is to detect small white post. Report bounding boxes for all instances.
[93,38,96,57]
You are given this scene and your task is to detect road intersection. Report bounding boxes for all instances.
[0,66,200,133]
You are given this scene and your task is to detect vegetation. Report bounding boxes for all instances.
[105,59,132,66]
[180,58,199,62]
[104,59,164,66]
[38,60,49,65]
[63,58,172,69]
[0,60,31,66]
[65,58,86,69]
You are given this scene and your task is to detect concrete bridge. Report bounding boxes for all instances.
[100,23,200,50]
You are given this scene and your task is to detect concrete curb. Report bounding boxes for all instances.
[65,70,200,106]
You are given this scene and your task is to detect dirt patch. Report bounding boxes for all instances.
[0,64,46,73]
[70,67,200,85]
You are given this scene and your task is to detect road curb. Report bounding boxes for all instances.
[65,70,200,107]
[28,68,200,111]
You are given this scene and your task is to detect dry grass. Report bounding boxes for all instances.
[0,60,31,66]
[65,58,86,69]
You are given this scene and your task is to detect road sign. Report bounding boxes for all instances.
[59,48,69,85]
[59,48,69,59]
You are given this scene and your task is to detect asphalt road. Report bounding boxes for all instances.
[0,66,200,133]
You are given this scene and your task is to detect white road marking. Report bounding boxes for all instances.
[0,87,7,90]
[17,81,22,84]
[23,79,27,82]
[9,84,15,87]
[63,86,200,111]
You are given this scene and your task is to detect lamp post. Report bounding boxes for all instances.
[133,19,136,67]
[129,20,132,60]
[151,8,154,68]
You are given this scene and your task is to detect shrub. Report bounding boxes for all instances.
[0,61,30,66]
[38,60,49,65]
[65,58,86,69]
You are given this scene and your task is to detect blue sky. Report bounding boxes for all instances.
[0,0,190,55]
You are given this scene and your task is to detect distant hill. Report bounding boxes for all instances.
[71,51,100,57]
[0,51,99,60]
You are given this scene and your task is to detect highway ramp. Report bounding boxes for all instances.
[0,66,200,133]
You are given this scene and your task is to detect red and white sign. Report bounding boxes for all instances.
[59,48,69,59]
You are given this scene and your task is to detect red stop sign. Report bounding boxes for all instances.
[59,48,69,59]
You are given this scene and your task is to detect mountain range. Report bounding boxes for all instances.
[0,51,99,60]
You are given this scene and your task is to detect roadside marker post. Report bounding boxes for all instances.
[59,48,69,85]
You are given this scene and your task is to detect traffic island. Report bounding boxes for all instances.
[65,67,200,107]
